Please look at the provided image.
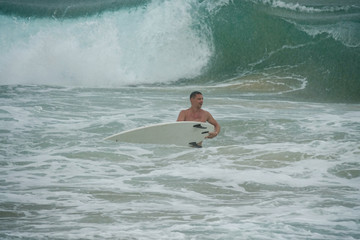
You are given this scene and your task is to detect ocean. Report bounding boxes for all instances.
[1,0,359,239]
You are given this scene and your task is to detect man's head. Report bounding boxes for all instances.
[190,91,203,109]
[190,91,202,99]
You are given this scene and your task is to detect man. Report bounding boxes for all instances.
[177,91,220,139]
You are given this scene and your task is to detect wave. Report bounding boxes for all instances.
[199,0,360,102]
[0,0,213,86]
[0,0,359,102]
[0,0,149,18]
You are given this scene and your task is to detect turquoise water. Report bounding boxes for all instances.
[1,0,360,239]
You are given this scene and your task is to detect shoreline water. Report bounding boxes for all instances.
[1,85,359,239]
[1,0,359,238]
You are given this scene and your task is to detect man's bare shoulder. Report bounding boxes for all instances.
[202,109,210,114]
[177,109,189,121]
[202,109,211,116]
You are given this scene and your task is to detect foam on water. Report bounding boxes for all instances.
[1,86,359,239]
[1,0,360,238]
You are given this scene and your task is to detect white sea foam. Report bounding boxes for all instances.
[1,89,359,238]
[258,0,352,13]
[0,0,213,87]
[1,0,359,237]
[297,21,360,48]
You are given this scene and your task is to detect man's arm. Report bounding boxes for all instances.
[206,112,220,139]
[177,110,186,121]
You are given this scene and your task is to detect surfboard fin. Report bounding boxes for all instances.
[189,142,202,148]
[193,124,206,129]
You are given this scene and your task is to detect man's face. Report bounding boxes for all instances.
[191,94,203,109]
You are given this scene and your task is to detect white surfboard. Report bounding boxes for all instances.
[104,121,214,147]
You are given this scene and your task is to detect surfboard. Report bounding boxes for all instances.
[104,121,214,147]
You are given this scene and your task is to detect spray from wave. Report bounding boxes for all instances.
[0,0,213,87]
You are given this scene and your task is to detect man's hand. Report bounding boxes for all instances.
[206,131,218,139]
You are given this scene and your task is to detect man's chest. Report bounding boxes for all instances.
[186,111,206,121]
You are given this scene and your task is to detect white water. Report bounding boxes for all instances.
[0,0,213,87]
[1,86,359,239]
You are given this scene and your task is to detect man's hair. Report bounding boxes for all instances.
[190,91,202,99]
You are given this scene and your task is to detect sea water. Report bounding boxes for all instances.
[1,0,360,239]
